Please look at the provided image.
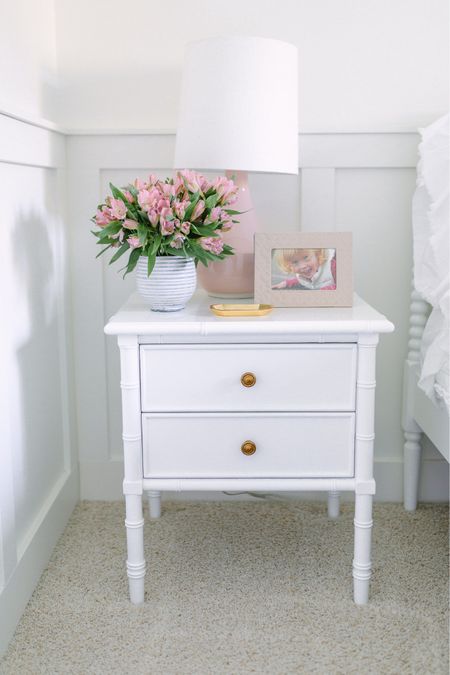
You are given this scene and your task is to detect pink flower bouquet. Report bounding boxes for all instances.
[91,170,240,276]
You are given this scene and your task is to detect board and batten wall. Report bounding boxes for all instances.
[0,114,79,654]
[67,131,449,503]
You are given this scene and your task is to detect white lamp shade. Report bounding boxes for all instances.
[174,36,298,174]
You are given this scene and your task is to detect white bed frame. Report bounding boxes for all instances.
[402,283,450,510]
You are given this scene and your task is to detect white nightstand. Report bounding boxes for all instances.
[105,292,394,605]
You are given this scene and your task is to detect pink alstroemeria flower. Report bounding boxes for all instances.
[122,190,134,203]
[134,178,147,190]
[159,205,172,219]
[220,211,233,232]
[173,174,185,195]
[148,210,159,227]
[173,199,189,220]
[161,183,175,198]
[123,219,138,229]
[192,200,205,221]
[204,206,221,225]
[161,220,175,236]
[138,188,158,212]
[127,236,141,249]
[179,221,191,235]
[200,236,224,255]
[212,176,239,205]
[109,198,127,220]
[156,198,170,212]
[95,208,112,227]
[169,232,186,249]
[177,169,202,194]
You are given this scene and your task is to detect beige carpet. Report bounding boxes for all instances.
[1,500,448,675]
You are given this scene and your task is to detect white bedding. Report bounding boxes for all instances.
[412,114,449,411]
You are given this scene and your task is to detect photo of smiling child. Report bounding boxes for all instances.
[272,248,337,290]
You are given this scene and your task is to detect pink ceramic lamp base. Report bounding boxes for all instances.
[197,170,259,299]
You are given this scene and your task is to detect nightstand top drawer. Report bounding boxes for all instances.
[140,343,357,412]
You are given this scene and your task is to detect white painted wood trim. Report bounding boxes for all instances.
[0,114,65,168]
[0,470,78,655]
[142,478,361,491]
[0,114,79,655]
[66,132,419,169]
[0,107,66,134]
[65,127,421,137]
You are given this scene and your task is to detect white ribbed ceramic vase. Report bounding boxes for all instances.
[136,256,196,311]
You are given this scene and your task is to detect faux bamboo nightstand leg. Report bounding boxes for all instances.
[327,491,340,519]
[353,493,373,605]
[352,334,378,604]
[119,335,146,604]
[125,495,145,604]
[147,490,161,518]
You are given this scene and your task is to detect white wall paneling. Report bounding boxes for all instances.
[0,114,79,654]
[68,131,448,503]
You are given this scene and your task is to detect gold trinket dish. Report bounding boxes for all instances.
[210,303,273,317]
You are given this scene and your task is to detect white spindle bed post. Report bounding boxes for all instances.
[353,333,378,605]
[402,281,428,511]
[118,335,146,604]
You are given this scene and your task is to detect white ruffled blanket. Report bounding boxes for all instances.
[412,114,449,411]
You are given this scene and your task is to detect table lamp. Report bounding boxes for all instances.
[174,36,298,297]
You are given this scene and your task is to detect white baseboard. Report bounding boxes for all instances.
[80,458,449,503]
[0,469,79,656]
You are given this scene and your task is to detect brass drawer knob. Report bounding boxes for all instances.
[241,372,256,387]
[241,440,256,456]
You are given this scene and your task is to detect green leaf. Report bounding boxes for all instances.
[183,192,200,221]
[127,184,139,198]
[109,183,128,202]
[109,241,130,264]
[223,209,242,216]
[95,244,113,259]
[188,241,211,266]
[205,193,219,210]
[123,248,141,278]
[137,222,148,246]
[147,252,156,276]
[149,233,162,256]
[100,220,123,236]
[166,247,189,258]
[191,224,219,237]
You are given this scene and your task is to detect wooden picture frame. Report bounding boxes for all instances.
[254,232,353,307]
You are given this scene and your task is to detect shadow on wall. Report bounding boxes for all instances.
[10,174,66,546]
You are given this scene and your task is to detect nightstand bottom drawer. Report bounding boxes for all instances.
[142,412,355,478]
